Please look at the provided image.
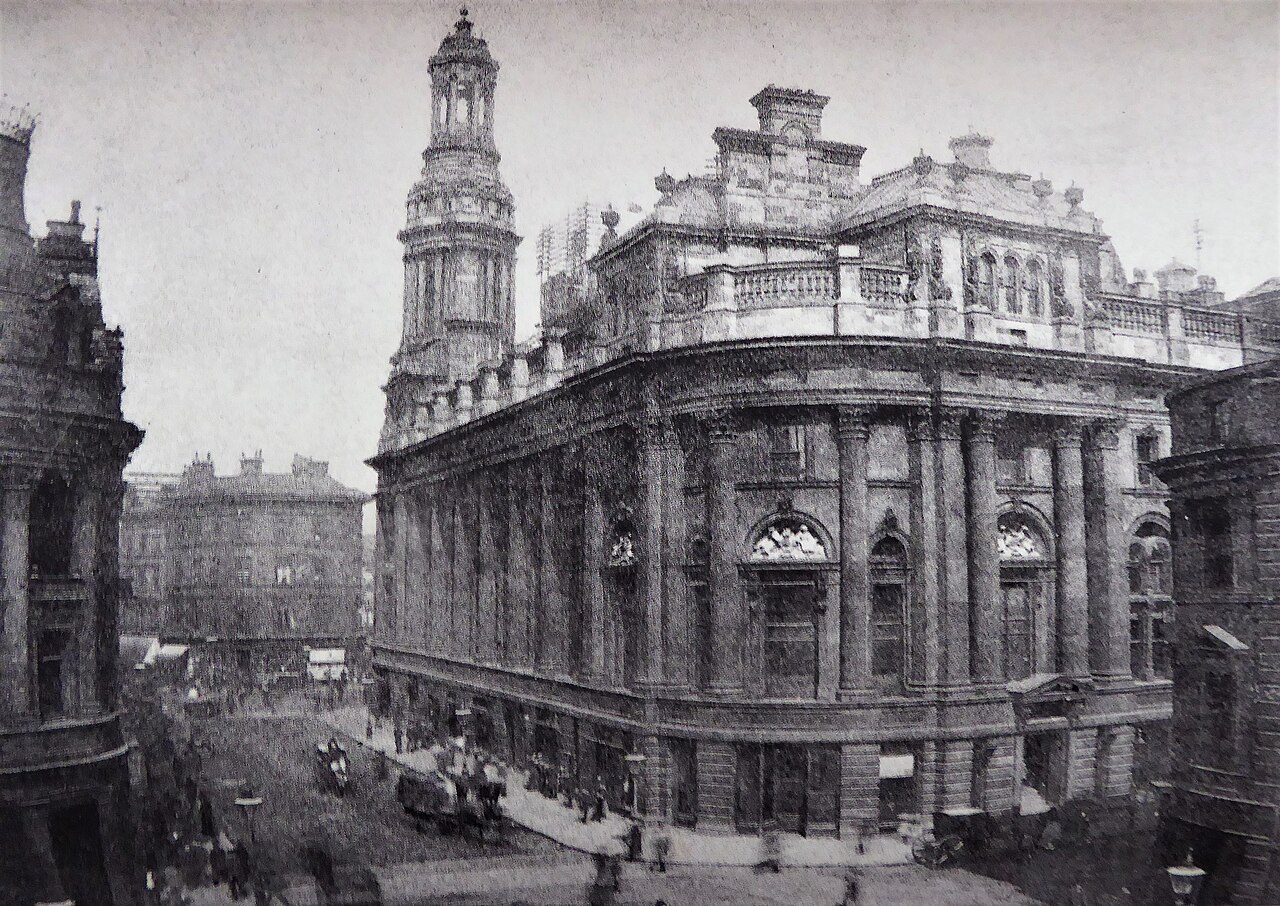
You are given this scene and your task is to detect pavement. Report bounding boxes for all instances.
[321,705,913,869]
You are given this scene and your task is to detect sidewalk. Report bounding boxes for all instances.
[322,705,912,869]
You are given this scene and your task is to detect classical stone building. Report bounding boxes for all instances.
[1154,360,1280,904]
[157,454,366,687]
[118,471,180,635]
[371,14,1280,838]
[0,109,144,904]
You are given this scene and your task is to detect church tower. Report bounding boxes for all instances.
[387,8,518,430]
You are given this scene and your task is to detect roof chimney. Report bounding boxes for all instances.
[749,86,829,140]
[948,133,994,170]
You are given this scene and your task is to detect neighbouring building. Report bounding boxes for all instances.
[157,453,367,689]
[370,12,1280,839]
[118,471,180,635]
[1154,360,1280,904]
[0,106,144,904]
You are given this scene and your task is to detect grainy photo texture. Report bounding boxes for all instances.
[0,1,1277,904]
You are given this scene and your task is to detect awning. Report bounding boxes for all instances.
[308,648,346,665]
[1203,625,1249,651]
[879,754,915,779]
[157,644,189,661]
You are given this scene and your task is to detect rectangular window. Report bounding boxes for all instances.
[770,425,807,478]
[1202,669,1235,765]
[1002,583,1034,680]
[1152,613,1172,679]
[762,581,817,698]
[1194,501,1234,588]
[236,556,252,587]
[1209,400,1231,443]
[275,565,294,587]
[192,556,204,585]
[1008,328,1028,346]
[691,581,712,689]
[1130,609,1145,678]
[1136,435,1157,487]
[871,584,905,679]
[38,630,70,720]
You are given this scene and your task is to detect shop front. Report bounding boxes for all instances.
[734,742,840,837]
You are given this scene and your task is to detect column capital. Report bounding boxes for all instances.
[936,408,966,441]
[966,409,1006,440]
[704,409,739,444]
[1087,419,1124,451]
[636,414,679,451]
[1,465,42,493]
[1051,417,1087,447]
[904,407,936,442]
[835,405,874,440]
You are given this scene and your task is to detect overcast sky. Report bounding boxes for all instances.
[2,0,1276,497]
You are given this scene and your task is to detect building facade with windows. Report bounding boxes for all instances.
[370,14,1280,839]
[156,454,367,688]
[1154,360,1280,905]
[0,109,144,904]
[118,471,180,635]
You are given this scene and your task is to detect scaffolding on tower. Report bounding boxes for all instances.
[537,201,609,330]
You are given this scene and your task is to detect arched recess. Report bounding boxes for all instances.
[997,506,1055,679]
[869,529,912,687]
[1127,513,1173,679]
[743,510,835,699]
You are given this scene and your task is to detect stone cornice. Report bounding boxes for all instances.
[837,203,1111,248]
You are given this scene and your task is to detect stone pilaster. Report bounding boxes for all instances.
[583,450,606,684]
[966,410,1002,683]
[475,481,498,663]
[73,473,102,715]
[660,424,691,689]
[1096,725,1135,798]
[937,411,971,685]
[1065,727,1099,800]
[980,736,1017,815]
[505,470,531,668]
[906,411,940,686]
[706,415,742,693]
[538,457,567,675]
[428,495,447,656]
[1084,421,1131,679]
[938,738,975,811]
[837,405,872,694]
[392,491,410,644]
[1053,421,1090,677]
[639,417,666,686]
[1,468,36,717]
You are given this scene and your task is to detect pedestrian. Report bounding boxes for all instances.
[366,716,374,741]
[652,826,671,873]
[198,791,215,839]
[626,820,643,863]
[757,828,782,873]
[228,839,249,899]
[843,866,862,905]
[608,851,623,892]
[394,721,404,755]
[593,777,607,822]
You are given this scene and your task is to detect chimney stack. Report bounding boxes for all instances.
[949,133,994,170]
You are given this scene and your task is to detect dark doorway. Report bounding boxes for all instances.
[1023,732,1065,805]
[878,744,918,831]
[672,739,698,828]
[49,800,113,906]
[734,743,839,837]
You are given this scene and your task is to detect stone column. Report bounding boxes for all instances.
[1084,421,1131,679]
[475,482,498,663]
[937,410,970,685]
[73,473,102,715]
[906,411,940,686]
[505,470,531,669]
[583,453,607,683]
[392,492,409,643]
[966,411,1002,683]
[1,469,36,719]
[639,417,666,686]
[839,743,880,839]
[539,456,568,676]
[706,415,742,693]
[1053,421,1090,677]
[660,424,690,689]
[837,406,872,694]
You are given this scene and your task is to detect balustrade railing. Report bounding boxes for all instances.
[860,265,908,308]
[733,263,836,307]
[1102,297,1164,334]
[1183,309,1241,344]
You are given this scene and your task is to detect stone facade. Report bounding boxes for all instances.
[371,16,1280,840]
[0,108,144,905]
[151,454,366,687]
[1155,360,1280,905]
[118,471,180,635]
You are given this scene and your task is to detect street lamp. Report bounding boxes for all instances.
[1167,852,1206,906]
[234,785,264,845]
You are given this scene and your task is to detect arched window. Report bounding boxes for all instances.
[1025,259,1044,317]
[29,471,75,577]
[1129,521,1173,679]
[979,253,997,308]
[997,512,1051,679]
[870,536,909,684]
[1004,256,1021,313]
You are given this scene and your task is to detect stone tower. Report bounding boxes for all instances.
[387,8,518,431]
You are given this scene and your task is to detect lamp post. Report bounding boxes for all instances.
[234,785,264,845]
[1167,852,1206,906]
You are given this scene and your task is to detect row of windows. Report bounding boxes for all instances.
[177,557,332,586]
[974,252,1047,318]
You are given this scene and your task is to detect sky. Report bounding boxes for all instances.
[1,0,1276,500]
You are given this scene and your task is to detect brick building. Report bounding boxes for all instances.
[370,12,1280,839]
[157,453,367,688]
[0,107,144,904]
[1154,360,1280,904]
